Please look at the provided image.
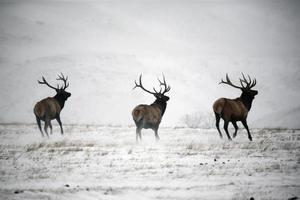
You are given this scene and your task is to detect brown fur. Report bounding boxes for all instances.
[213,98,248,122]
[213,96,255,141]
[132,104,162,126]
[34,97,61,120]
[132,103,164,141]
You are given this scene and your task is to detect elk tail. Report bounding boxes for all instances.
[213,98,226,116]
[132,108,144,123]
[33,102,45,119]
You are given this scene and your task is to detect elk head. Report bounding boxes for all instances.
[220,73,258,101]
[133,74,171,103]
[38,73,71,103]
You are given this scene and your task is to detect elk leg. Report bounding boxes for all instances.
[214,112,223,138]
[136,127,141,142]
[44,120,49,138]
[154,129,160,141]
[49,121,53,134]
[35,116,44,137]
[241,120,252,141]
[232,121,238,138]
[139,129,142,140]
[56,116,64,135]
[223,121,232,141]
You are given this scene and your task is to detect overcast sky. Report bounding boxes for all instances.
[0,0,299,128]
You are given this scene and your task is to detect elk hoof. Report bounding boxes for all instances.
[248,137,253,141]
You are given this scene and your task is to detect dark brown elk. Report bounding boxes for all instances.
[132,74,171,141]
[213,73,258,141]
[34,73,71,137]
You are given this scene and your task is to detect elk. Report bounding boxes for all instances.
[213,73,258,141]
[132,74,171,141]
[34,73,71,137]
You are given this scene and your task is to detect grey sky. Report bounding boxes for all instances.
[0,0,299,128]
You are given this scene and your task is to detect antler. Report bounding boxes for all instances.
[240,73,256,89]
[38,73,69,91]
[219,73,243,89]
[133,74,156,95]
[220,73,256,89]
[157,74,171,95]
[56,73,69,90]
[38,77,57,90]
[133,74,171,95]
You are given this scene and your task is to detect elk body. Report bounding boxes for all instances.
[34,73,71,137]
[213,74,258,141]
[132,74,171,141]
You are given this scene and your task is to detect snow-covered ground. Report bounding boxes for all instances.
[0,124,299,200]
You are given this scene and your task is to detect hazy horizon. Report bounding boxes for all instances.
[0,0,299,128]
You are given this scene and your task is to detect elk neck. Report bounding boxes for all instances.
[151,99,167,116]
[54,94,67,109]
[239,92,254,111]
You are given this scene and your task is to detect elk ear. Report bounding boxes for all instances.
[154,94,160,98]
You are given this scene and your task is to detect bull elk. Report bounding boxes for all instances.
[132,74,171,141]
[34,73,71,137]
[213,73,258,141]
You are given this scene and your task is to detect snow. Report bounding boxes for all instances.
[0,1,300,199]
[0,124,299,199]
